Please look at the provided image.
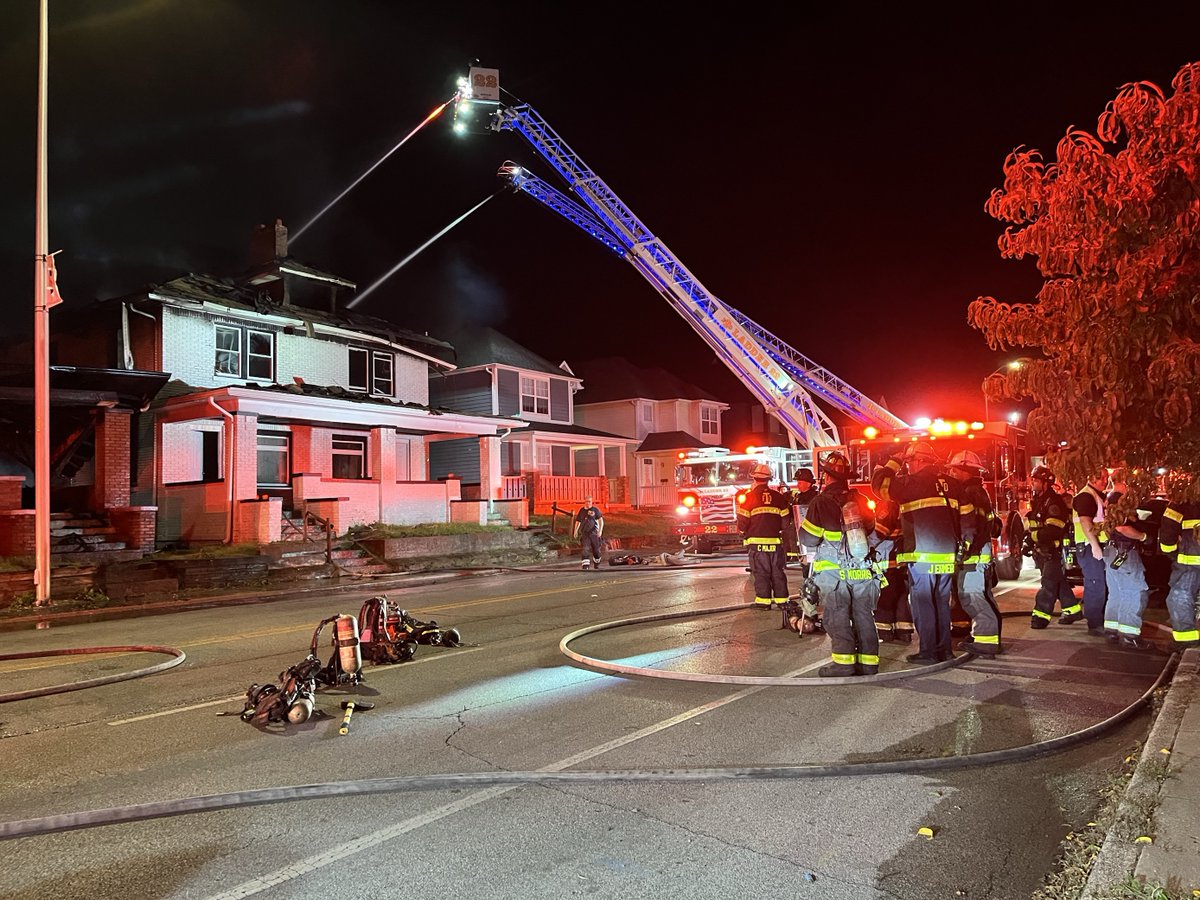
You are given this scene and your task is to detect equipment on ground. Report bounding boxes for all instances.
[339,699,375,735]
[241,614,364,727]
[358,595,462,665]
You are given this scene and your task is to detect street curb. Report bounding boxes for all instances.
[1079,648,1199,899]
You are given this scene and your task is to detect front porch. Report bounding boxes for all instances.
[499,473,631,514]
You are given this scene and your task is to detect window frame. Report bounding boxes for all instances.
[256,432,291,488]
[700,405,719,436]
[331,434,369,480]
[349,346,395,397]
[214,323,275,382]
[520,374,550,416]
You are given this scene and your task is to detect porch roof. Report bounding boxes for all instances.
[507,420,631,443]
[635,430,708,453]
[156,384,527,437]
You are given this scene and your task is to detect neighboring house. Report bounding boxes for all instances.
[571,358,729,507]
[427,328,635,511]
[27,220,526,547]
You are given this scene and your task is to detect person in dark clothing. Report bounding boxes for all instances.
[799,451,881,676]
[736,464,791,609]
[573,496,604,570]
[947,450,1002,656]
[871,441,958,665]
[1159,498,1200,650]
[1027,466,1074,628]
[782,468,818,563]
[871,498,913,643]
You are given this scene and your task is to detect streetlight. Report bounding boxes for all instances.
[983,360,1021,423]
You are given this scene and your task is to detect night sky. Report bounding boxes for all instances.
[2,3,1199,425]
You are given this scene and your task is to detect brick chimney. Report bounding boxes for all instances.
[250,218,288,266]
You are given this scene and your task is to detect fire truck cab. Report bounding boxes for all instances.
[673,445,812,553]
[824,418,1031,579]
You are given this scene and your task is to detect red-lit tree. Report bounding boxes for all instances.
[969,61,1200,500]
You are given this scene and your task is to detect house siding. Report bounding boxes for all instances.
[497,369,520,416]
[429,369,494,415]
[429,438,482,482]
[550,378,570,422]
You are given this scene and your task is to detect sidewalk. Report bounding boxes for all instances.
[1082,647,1200,898]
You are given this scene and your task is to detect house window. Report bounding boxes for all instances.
[521,375,549,415]
[201,431,220,482]
[332,435,368,479]
[372,352,393,396]
[257,433,290,488]
[641,403,654,424]
[215,324,274,381]
[349,347,394,396]
[536,444,551,474]
[700,405,719,436]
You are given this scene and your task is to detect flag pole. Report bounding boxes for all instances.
[34,0,51,605]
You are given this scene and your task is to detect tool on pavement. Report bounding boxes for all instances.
[339,699,375,735]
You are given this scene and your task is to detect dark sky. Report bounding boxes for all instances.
[3,3,1199,425]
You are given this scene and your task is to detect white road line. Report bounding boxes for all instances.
[204,658,825,899]
[108,648,484,726]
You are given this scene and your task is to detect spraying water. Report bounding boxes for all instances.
[291,96,456,244]
[346,194,495,309]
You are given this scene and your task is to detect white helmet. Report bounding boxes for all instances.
[948,450,985,472]
[751,463,771,480]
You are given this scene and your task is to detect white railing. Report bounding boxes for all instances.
[638,484,677,508]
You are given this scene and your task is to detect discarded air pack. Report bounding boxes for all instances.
[358,595,462,665]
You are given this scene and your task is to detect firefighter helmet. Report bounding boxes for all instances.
[795,467,815,484]
[948,450,986,472]
[751,463,771,480]
[1030,464,1056,484]
[904,441,939,462]
[823,452,851,481]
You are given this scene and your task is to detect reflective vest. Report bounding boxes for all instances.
[736,483,791,545]
[1072,485,1108,544]
[1160,500,1200,566]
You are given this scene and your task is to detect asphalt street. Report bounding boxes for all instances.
[0,562,1167,899]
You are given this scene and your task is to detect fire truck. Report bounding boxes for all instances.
[671,445,812,553]
[454,68,1029,574]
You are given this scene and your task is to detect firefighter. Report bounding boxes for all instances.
[1103,498,1155,650]
[1071,471,1112,634]
[947,450,1002,656]
[871,498,913,644]
[1027,465,1074,629]
[799,451,881,676]
[872,441,958,665]
[781,468,818,563]
[736,463,791,610]
[1158,497,1200,650]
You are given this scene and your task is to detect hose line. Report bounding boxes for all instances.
[0,645,186,704]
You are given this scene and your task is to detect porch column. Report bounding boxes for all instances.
[89,408,132,512]
[229,413,260,542]
[372,427,397,524]
[479,435,501,500]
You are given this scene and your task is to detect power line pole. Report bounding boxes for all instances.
[34,0,52,605]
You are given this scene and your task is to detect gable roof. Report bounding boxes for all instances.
[573,357,723,404]
[442,326,568,378]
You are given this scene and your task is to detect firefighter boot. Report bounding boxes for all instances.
[957,640,1000,658]
[1030,616,1049,630]
[818,662,859,678]
[1057,611,1083,625]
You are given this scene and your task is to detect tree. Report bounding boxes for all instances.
[969,61,1200,502]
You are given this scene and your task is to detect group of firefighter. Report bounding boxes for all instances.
[735,443,1200,678]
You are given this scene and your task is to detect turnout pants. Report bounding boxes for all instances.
[1164,563,1200,646]
[1032,550,1073,622]
[908,568,954,659]
[815,570,881,672]
[748,543,788,606]
[1103,544,1149,638]
[1076,546,1108,630]
[580,532,603,566]
[874,566,913,635]
[957,563,1001,648]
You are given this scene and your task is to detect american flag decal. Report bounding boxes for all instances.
[699,495,736,524]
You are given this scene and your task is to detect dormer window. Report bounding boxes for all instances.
[349,347,394,397]
[701,404,719,435]
[520,375,550,416]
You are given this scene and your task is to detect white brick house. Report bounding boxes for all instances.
[52,221,526,545]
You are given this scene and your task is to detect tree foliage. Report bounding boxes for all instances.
[969,61,1200,502]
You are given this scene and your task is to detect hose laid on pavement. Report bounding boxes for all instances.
[0,645,186,704]
[0,651,1176,840]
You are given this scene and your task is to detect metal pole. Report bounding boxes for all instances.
[33,0,51,605]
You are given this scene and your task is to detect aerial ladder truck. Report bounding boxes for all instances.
[452,66,908,455]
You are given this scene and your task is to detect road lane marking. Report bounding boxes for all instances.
[205,658,825,899]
